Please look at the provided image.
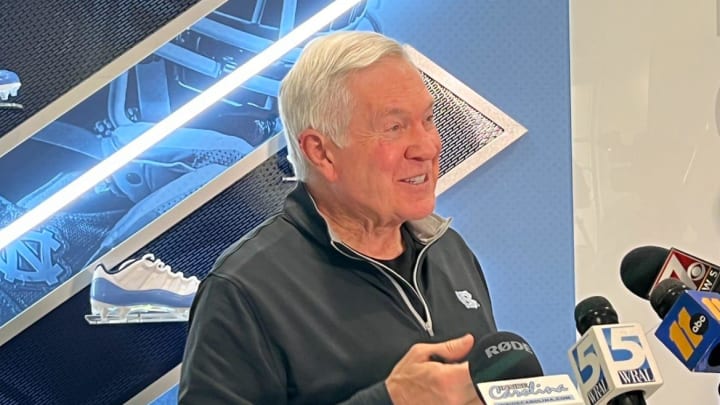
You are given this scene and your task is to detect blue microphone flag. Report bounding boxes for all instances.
[654,289,720,373]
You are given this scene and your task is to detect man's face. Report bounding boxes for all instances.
[327,56,441,225]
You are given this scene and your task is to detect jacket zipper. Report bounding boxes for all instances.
[330,227,448,337]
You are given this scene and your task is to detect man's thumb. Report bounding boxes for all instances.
[435,333,474,362]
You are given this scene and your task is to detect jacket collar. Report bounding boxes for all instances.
[282,182,451,246]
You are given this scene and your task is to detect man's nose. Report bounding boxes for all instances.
[407,124,441,161]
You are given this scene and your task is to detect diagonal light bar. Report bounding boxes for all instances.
[0,0,362,251]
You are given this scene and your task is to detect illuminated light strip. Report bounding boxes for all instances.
[0,0,362,251]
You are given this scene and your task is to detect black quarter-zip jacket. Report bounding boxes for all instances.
[179,183,497,404]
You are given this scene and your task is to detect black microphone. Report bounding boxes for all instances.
[575,296,619,334]
[569,297,662,405]
[470,331,582,404]
[649,278,692,319]
[469,331,543,382]
[620,246,670,299]
[621,245,720,299]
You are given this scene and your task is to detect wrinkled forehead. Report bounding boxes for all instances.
[347,58,434,112]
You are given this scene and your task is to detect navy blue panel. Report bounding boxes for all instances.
[0,0,199,136]
[0,152,294,404]
[0,0,373,328]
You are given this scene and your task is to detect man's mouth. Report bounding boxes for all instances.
[401,174,427,185]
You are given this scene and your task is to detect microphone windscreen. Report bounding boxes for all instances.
[650,278,691,319]
[574,296,619,335]
[468,331,543,383]
[620,245,669,298]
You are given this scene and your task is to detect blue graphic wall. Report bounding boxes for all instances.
[0,0,374,326]
[156,1,574,401]
[0,0,573,403]
[420,2,575,375]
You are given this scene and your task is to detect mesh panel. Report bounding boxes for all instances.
[0,0,200,137]
[129,154,295,282]
[421,72,505,176]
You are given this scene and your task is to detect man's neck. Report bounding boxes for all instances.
[305,182,404,260]
[323,213,404,260]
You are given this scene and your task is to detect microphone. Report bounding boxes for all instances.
[568,297,663,405]
[621,246,720,299]
[650,278,720,373]
[470,331,583,405]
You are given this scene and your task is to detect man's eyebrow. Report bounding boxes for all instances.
[378,100,435,117]
[379,108,409,117]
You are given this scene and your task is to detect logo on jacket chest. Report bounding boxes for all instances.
[455,290,480,309]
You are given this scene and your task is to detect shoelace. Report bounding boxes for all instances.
[141,253,200,286]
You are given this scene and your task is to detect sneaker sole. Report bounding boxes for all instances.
[88,299,190,324]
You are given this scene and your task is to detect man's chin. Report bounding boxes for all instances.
[404,203,436,221]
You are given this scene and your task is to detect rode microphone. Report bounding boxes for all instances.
[568,297,663,405]
[621,246,720,299]
[470,331,582,405]
[650,278,720,373]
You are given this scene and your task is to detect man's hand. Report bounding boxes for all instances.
[385,334,484,405]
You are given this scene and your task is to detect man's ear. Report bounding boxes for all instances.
[298,129,338,181]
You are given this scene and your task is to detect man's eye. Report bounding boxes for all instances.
[387,124,402,132]
[426,114,435,123]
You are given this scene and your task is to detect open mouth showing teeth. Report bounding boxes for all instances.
[402,174,427,185]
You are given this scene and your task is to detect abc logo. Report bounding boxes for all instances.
[690,313,709,335]
[688,262,707,281]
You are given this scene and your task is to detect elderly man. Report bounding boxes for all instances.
[180,31,496,404]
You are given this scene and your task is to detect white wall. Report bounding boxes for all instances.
[571,0,720,403]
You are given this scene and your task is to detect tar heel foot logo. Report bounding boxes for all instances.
[0,69,23,110]
[455,290,480,309]
[476,375,583,405]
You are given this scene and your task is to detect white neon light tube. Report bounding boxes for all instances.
[0,0,362,251]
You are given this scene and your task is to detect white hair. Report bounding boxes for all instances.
[278,31,413,180]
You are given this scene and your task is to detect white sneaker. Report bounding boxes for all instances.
[90,253,200,322]
[0,70,21,101]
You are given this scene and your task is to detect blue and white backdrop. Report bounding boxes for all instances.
[0,1,573,403]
